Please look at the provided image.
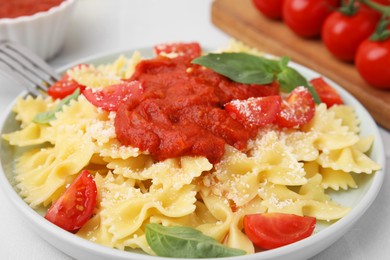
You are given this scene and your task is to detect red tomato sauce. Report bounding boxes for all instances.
[0,0,64,19]
[115,54,278,164]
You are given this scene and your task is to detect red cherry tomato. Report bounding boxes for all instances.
[243,213,316,249]
[275,86,315,128]
[310,77,343,107]
[322,7,380,62]
[48,74,86,99]
[252,0,285,19]
[83,81,144,111]
[282,0,340,38]
[356,38,390,89]
[45,170,97,232]
[225,95,282,128]
[154,42,202,60]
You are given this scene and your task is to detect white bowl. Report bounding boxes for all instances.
[0,0,76,60]
[0,48,386,260]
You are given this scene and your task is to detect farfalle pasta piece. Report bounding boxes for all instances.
[52,95,107,129]
[68,53,142,89]
[303,104,345,133]
[2,123,54,146]
[13,95,57,127]
[99,140,141,159]
[15,130,95,207]
[329,105,360,134]
[203,145,260,207]
[279,130,319,161]
[99,178,197,243]
[67,64,122,89]
[320,167,357,190]
[259,174,350,220]
[317,146,381,174]
[300,200,351,221]
[252,131,307,186]
[353,135,374,153]
[97,52,142,79]
[197,190,234,243]
[303,104,360,151]
[303,161,320,179]
[107,156,211,189]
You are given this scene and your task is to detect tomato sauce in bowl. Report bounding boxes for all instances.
[0,0,64,19]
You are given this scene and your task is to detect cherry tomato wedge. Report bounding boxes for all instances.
[243,213,316,249]
[225,95,282,128]
[83,81,144,111]
[154,42,202,60]
[276,86,315,128]
[45,170,97,232]
[48,74,86,100]
[310,77,343,107]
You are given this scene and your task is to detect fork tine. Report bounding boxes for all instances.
[1,46,57,86]
[0,41,62,95]
[5,42,60,82]
[0,52,50,92]
[0,60,41,96]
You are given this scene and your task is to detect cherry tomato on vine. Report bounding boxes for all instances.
[356,38,390,89]
[243,213,316,249]
[322,5,380,62]
[252,0,285,19]
[45,170,97,232]
[282,0,341,38]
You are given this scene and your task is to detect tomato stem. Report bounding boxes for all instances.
[370,15,390,41]
[339,0,359,16]
[360,0,390,15]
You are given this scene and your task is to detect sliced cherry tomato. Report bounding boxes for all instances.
[45,170,97,232]
[48,74,86,99]
[243,213,316,249]
[322,5,380,62]
[225,95,282,128]
[252,0,285,19]
[154,42,202,60]
[356,38,390,89]
[310,77,343,107]
[282,0,341,38]
[276,86,315,128]
[83,81,144,111]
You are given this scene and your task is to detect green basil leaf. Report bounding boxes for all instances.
[145,223,246,258]
[277,67,321,104]
[192,52,321,103]
[33,88,80,124]
[192,52,276,84]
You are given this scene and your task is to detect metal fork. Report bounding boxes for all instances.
[0,41,60,96]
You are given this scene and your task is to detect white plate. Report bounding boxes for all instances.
[0,47,386,260]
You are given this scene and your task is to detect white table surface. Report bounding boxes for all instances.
[0,0,389,259]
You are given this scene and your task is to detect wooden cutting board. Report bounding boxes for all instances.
[211,0,390,130]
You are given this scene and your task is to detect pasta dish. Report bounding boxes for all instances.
[2,41,381,258]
